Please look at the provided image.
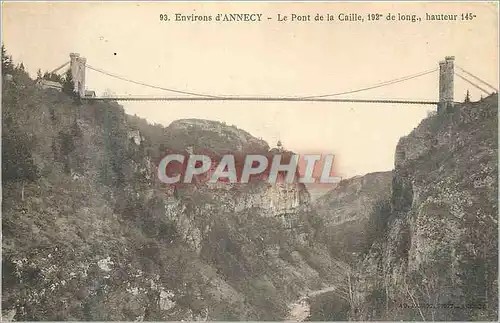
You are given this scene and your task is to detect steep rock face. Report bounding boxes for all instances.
[312,172,392,261]
[305,183,339,202]
[161,181,311,255]
[202,182,311,216]
[351,95,498,321]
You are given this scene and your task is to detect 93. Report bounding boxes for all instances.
[160,14,169,21]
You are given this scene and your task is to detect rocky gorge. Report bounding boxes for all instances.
[2,65,498,321]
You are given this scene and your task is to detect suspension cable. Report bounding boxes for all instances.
[456,65,498,92]
[86,65,222,98]
[49,61,70,75]
[86,64,441,101]
[300,68,438,99]
[454,72,491,95]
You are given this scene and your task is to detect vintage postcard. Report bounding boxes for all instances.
[1,1,498,321]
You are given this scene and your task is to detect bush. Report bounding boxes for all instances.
[360,199,392,256]
[2,121,38,183]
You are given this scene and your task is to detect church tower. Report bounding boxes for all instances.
[277,140,283,152]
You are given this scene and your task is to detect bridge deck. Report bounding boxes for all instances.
[83,96,441,105]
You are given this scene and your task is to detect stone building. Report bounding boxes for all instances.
[438,56,455,113]
[69,53,87,97]
[36,79,63,91]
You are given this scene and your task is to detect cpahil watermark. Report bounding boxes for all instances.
[157,151,342,185]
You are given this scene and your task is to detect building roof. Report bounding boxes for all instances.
[39,79,63,88]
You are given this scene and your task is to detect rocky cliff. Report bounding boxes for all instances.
[350,94,498,321]
[312,172,392,262]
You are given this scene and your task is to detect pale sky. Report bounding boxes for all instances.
[2,2,498,178]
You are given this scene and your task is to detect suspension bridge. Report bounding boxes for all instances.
[46,54,498,110]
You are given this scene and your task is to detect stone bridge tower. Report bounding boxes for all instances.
[69,53,86,97]
[438,56,455,113]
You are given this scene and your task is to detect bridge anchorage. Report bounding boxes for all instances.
[47,54,496,109]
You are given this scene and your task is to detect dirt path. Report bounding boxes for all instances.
[285,286,339,322]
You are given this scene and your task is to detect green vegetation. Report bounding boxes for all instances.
[305,292,349,321]
[2,43,14,75]
[62,68,76,96]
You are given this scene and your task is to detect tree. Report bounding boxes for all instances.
[2,121,39,200]
[2,43,14,75]
[36,69,42,80]
[42,71,63,83]
[62,68,76,96]
[465,89,471,103]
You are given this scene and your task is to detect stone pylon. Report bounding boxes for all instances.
[69,53,86,97]
[438,56,454,113]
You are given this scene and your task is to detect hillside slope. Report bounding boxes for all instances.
[1,70,344,321]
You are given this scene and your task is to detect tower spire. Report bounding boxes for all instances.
[277,140,283,152]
